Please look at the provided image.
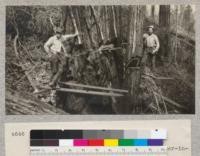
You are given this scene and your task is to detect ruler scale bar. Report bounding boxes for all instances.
[30,146,168,153]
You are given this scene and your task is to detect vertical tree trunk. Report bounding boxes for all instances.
[111,6,118,38]
[159,5,170,27]
[61,6,68,33]
[103,6,109,41]
[125,6,144,113]
[83,13,94,48]
[90,6,104,44]
[118,6,123,41]
[174,6,179,65]
[151,5,155,20]
[159,5,171,60]
[127,6,137,59]
[127,6,144,59]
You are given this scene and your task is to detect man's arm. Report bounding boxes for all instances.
[62,30,79,40]
[153,35,160,53]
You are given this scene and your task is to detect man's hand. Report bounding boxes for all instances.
[48,53,52,59]
[64,53,72,58]
[152,49,157,54]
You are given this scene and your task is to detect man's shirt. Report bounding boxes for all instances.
[44,34,75,54]
[143,33,160,52]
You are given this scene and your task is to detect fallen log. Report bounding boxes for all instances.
[57,88,124,97]
[6,88,67,115]
[153,91,187,109]
[37,86,124,97]
[59,81,128,93]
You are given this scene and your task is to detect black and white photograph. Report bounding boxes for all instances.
[5,5,195,115]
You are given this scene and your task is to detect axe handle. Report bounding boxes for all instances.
[69,6,82,44]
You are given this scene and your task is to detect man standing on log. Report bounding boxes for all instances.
[142,25,160,71]
[44,27,79,87]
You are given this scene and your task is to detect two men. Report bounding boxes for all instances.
[142,25,160,70]
[44,25,159,86]
[44,27,79,87]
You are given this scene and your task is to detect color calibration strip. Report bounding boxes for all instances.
[30,129,167,147]
[30,130,167,156]
[31,139,164,146]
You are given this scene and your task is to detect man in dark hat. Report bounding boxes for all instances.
[142,25,160,71]
[44,27,79,87]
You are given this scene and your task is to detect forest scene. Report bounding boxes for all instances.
[5,5,195,115]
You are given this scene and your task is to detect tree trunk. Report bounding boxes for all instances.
[159,5,171,60]
[151,5,155,20]
[104,6,110,41]
[127,6,144,59]
[90,6,104,44]
[125,6,144,113]
[127,6,137,59]
[111,6,118,38]
[159,5,170,27]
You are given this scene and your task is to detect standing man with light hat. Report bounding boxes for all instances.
[44,27,79,87]
[142,25,160,71]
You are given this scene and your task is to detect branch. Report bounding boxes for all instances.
[49,16,56,33]
[142,73,174,80]
[68,6,82,44]
[13,34,38,92]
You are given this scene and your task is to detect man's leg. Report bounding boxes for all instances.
[48,54,59,105]
[50,55,66,87]
[146,53,151,68]
[49,54,59,82]
[141,50,148,67]
[152,54,156,70]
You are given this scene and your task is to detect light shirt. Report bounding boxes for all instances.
[44,34,75,54]
[143,33,160,52]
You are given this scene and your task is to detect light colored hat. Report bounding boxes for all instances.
[55,27,63,34]
[147,25,154,29]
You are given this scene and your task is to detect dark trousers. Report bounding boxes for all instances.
[142,47,156,70]
[49,53,67,86]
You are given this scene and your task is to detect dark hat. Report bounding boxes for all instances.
[55,27,63,34]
